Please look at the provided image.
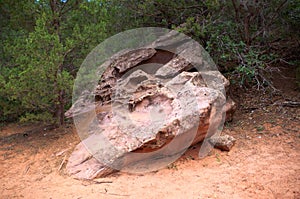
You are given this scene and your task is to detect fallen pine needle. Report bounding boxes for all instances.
[23,163,32,175]
[99,191,130,197]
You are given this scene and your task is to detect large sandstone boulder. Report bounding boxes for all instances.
[65,31,236,179]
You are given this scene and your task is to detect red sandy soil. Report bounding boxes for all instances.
[1,67,299,199]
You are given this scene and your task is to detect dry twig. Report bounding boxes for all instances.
[58,155,66,171]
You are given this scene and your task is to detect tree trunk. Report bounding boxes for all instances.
[59,90,65,125]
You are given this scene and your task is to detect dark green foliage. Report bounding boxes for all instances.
[0,0,110,124]
[296,65,300,88]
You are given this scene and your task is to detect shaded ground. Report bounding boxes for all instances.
[1,66,299,199]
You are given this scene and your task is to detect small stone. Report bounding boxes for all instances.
[208,135,236,151]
